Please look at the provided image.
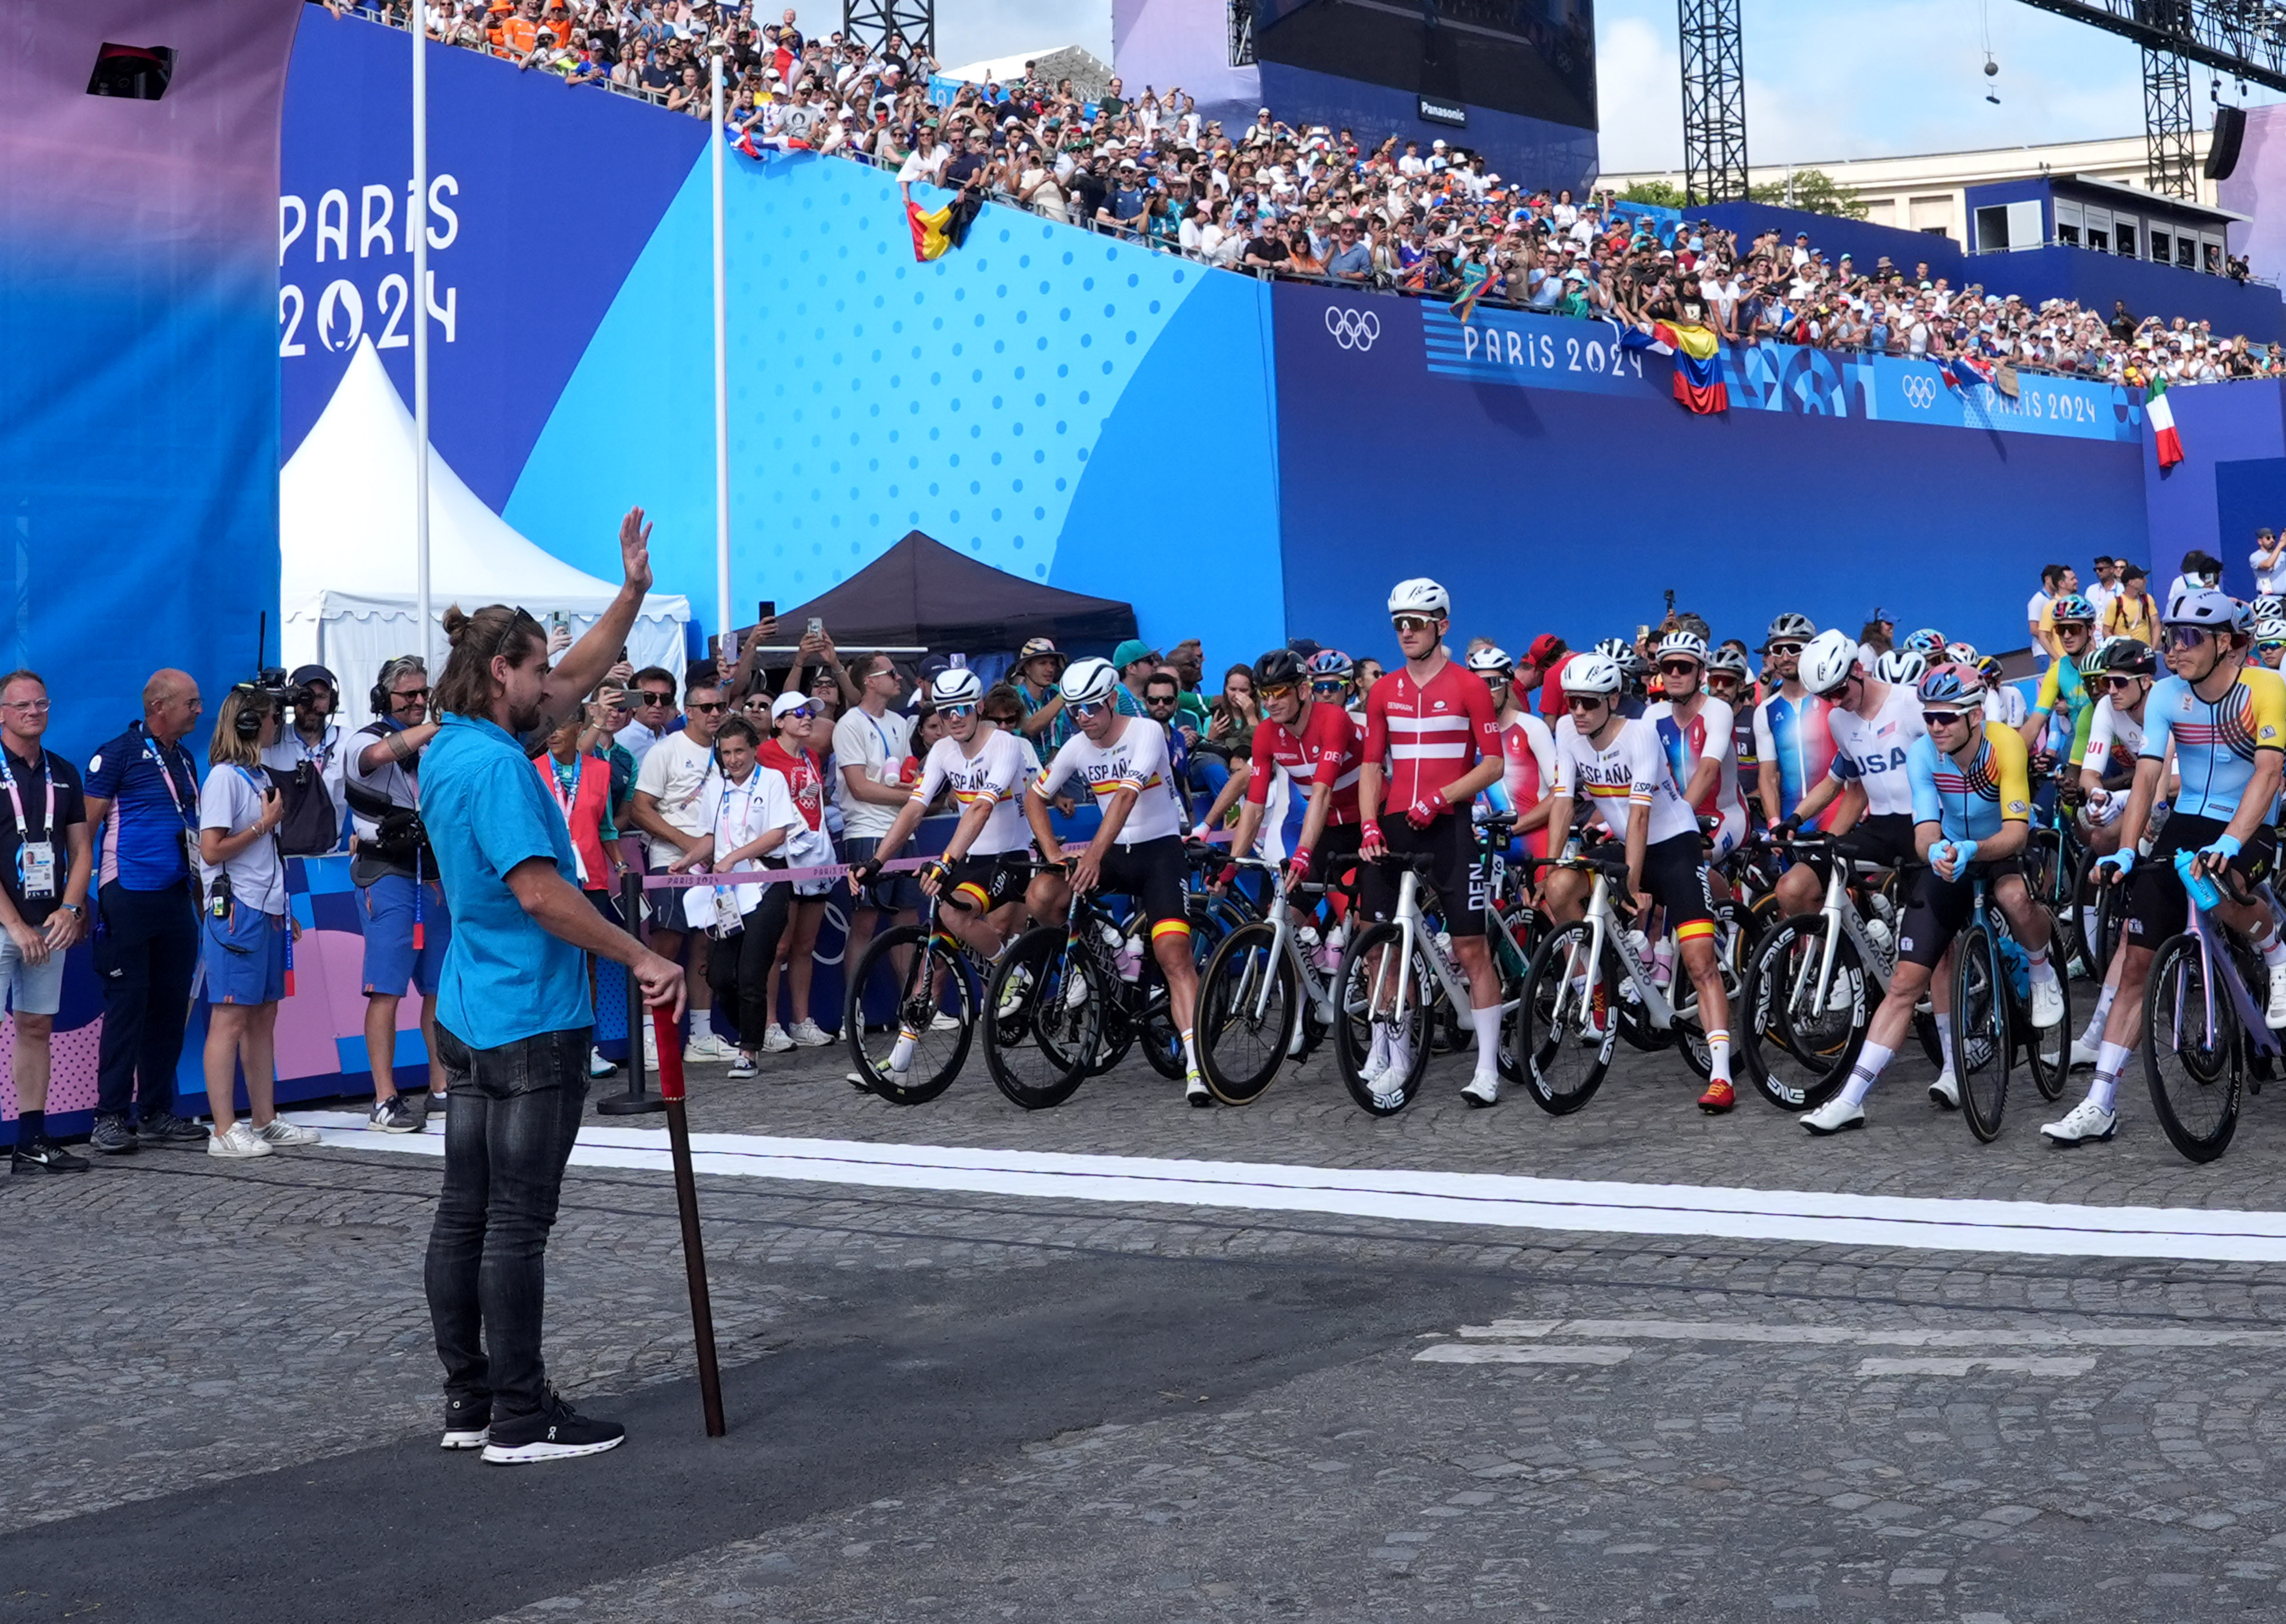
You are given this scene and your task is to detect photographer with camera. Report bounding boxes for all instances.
[345,655,449,1134]
[259,663,349,857]
[195,686,318,1161]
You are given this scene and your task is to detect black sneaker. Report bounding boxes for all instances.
[11,1137,91,1174]
[416,1091,449,1129]
[89,1116,137,1155]
[370,1096,423,1134]
[138,1113,210,1149]
[481,1391,626,1465]
[441,1394,491,1451]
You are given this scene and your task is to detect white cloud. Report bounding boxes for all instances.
[1594,15,1682,171]
[937,0,1112,69]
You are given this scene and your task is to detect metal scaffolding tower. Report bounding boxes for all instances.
[1677,0,1749,206]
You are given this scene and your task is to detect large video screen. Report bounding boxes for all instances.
[1251,0,1597,131]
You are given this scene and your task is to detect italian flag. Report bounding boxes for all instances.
[2149,373,2184,470]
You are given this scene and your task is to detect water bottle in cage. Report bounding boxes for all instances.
[1118,931,1144,981]
[1318,918,1346,974]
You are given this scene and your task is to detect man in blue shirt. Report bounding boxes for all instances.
[419,507,683,1466]
[82,670,207,1153]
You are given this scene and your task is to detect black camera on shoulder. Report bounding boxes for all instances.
[231,666,320,741]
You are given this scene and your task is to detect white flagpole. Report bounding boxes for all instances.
[711,43,731,653]
[412,4,432,671]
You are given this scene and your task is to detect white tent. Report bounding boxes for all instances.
[281,338,688,722]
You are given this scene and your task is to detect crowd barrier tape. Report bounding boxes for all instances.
[628,827,1237,891]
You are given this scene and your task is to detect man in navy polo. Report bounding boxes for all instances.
[418,507,683,1465]
[82,669,208,1153]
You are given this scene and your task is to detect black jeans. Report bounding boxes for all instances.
[705,885,792,1048]
[94,881,199,1123]
[424,1024,592,1421]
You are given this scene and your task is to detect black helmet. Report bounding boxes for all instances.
[2099,637,2158,678]
[1253,647,1304,689]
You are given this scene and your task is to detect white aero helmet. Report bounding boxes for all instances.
[1562,651,1624,697]
[1057,656,1120,706]
[1873,649,1927,685]
[933,667,983,707]
[1798,628,1859,697]
[1466,644,1514,677]
[1387,578,1450,618]
[1655,630,1706,665]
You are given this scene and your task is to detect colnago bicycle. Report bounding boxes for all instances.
[2140,862,2285,1163]
[1332,817,1534,1117]
[1512,841,1742,1115]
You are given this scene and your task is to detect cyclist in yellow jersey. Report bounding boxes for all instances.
[2042,590,2286,1146]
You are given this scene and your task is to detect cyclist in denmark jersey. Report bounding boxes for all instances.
[1804,663,2063,1133]
[1542,650,1739,1112]
[1643,630,1747,859]
[1024,657,1209,1103]
[1202,647,1364,883]
[1356,578,1508,1108]
[1769,629,1928,921]
[2042,589,2286,1147]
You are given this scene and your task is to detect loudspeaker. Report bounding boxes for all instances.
[2207,105,2246,181]
[86,43,175,101]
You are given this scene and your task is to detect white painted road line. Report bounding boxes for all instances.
[1415,1344,1634,1366]
[287,1111,2286,1264]
[1456,1319,2286,1350]
[1856,1356,2096,1377]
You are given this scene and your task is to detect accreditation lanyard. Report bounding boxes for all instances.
[546,753,589,885]
[231,764,294,996]
[714,771,764,907]
[144,735,198,868]
[0,748,56,899]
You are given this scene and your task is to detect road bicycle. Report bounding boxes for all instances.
[1194,849,1367,1105]
[1947,865,2071,1141]
[1736,830,1904,1111]
[842,874,992,1105]
[2140,862,2285,1163]
[1332,821,1535,1116]
[1513,843,1742,1115]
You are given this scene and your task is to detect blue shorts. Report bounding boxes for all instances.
[360,873,450,998]
[201,906,287,1006]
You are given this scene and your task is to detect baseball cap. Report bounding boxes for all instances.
[288,663,337,689]
[1525,633,1566,665]
[1018,637,1062,663]
[772,691,815,719]
[1112,638,1160,671]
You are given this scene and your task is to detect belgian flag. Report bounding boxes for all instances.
[906,193,981,262]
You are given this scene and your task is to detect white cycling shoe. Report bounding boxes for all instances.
[2267,964,2286,1030]
[2029,974,2065,1030]
[1801,1096,1865,1135]
[1928,1070,1960,1110]
[1460,1073,1500,1108]
[2040,1099,2119,1146]
[2069,1035,2103,1069]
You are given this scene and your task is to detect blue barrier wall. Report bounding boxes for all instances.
[2144,378,2286,595]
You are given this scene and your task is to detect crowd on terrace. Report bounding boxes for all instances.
[322,0,2276,389]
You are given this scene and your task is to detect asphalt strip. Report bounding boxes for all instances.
[285,1109,2286,1265]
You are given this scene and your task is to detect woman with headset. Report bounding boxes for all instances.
[195,686,318,1161]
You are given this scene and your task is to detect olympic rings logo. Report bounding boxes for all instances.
[1325,306,1381,351]
[1900,374,1936,410]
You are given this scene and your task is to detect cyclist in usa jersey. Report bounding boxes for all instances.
[1643,630,1747,859]
[1804,663,2059,1133]
[1769,629,1930,922]
[2043,589,2286,1147]
[1752,613,1841,831]
[1356,578,1508,1109]
[1464,645,1556,858]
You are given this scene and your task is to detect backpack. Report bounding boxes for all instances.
[262,761,341,858]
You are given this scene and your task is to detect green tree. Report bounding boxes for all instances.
[1748,168,1871,220]
[1618,179,1686,209]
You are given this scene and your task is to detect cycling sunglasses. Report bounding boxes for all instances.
[2101,673,2145,689]
[1766,641,1804,657]
[1257,682,1296,702]
[938,702,978,719]
[1390,614,1439,635]
[1308,679,1348,697]
[1920,709,1969,729]
[2165,625,2217,651]
[1658,659,1701,677]
[1068,699,1110,718]
[1564,694,1606,711]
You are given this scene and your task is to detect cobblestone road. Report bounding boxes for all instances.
[11,1029,2286,1622]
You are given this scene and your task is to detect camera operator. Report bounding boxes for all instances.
[259,663,349,857]
[344,655,449,1133]
[0,671,93,1174]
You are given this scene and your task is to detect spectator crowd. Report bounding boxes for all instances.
[311,0,2282,394]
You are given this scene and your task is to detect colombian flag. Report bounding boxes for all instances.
[1622,319,1728,414]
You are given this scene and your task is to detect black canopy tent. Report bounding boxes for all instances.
[771,531,1137,655]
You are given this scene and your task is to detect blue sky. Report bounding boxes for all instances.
[932,0,2285,171]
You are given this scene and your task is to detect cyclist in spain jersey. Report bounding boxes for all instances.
[1355,578,1508,1108]
[1541,649,1737,1113]
[1023,657,1209,1103]
[1644,630,1747,858]
[1803,663,2061,1135]
[2043,589,2286,1147]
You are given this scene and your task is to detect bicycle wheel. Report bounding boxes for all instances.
[2015,918,2071,1103]
[1514,921,1616,1115]
[1953,923,2011,1142]
[1333,921,1432,1115]
[1737,913,1867,1111]
[982,927,1098,1110]
[2069,843,2112,981]
[2143,932,2243,1163]
[2028,830,2081,980]
[845,925,975,1105]
[1198,921,1298,1105]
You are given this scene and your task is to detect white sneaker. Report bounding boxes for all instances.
[2040,1099,2119,1146]
[206,1121,274,1159]
[2069,1035,2102,1069]
[1801,1096,1865,1135]
[787,1019,833,1047]
[760,1025,796,1054]
[2266,962,2286,1029]
[255,1117,321,1147]
[1928,1070,1960,1110]
[727,1053,759,1080]
[2029,973,2065,1030]
[1461,1073,1500,1108]
[589,1048,618,1079]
